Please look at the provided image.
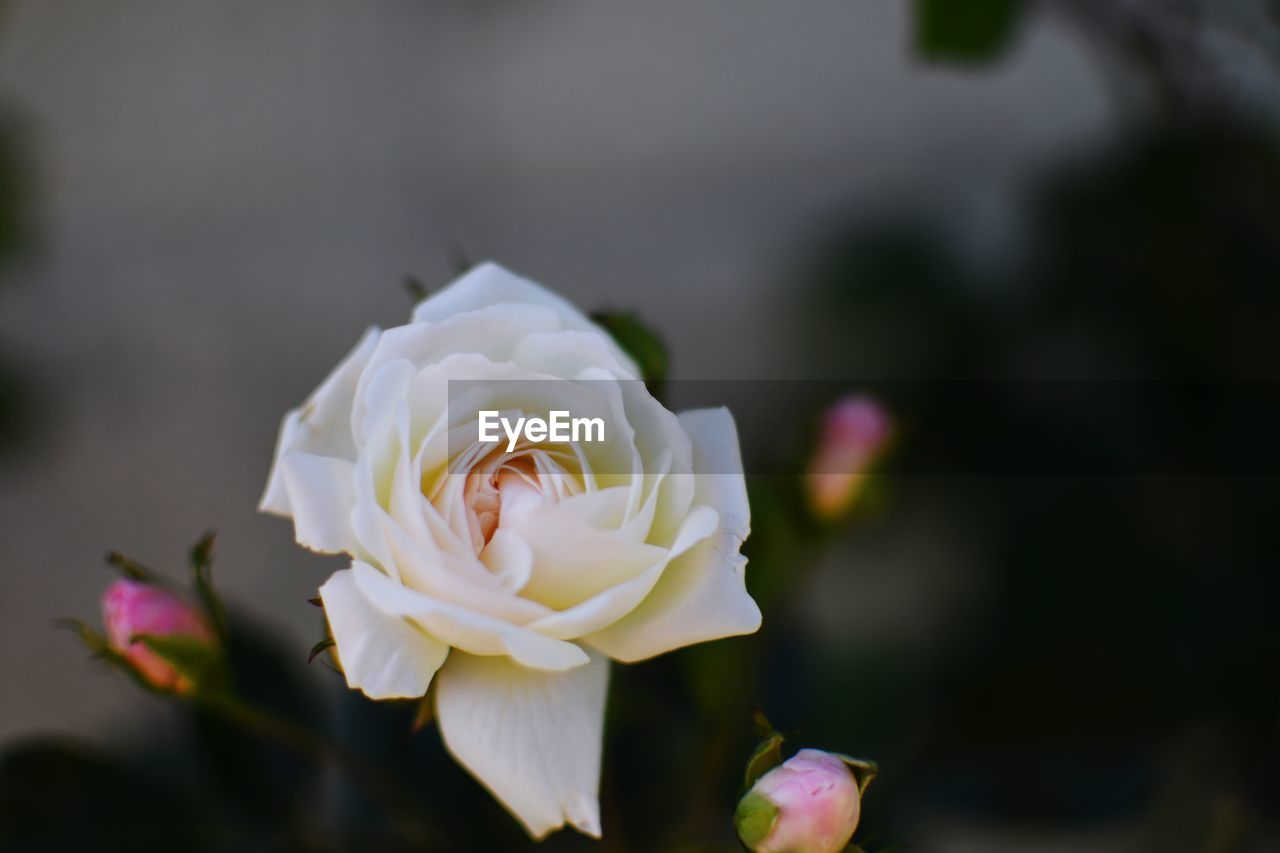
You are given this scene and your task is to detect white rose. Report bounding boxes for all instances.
[260,263,761,839]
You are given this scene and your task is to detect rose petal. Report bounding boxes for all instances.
[349,561,588,671]
[279,452,357,554]
[503,501,669,610]
[435,649,609,839]
[411,262,637,376]
[481,528,534,593]
[527,504,717,640]
[354,304,566,421]
[585,538,758,662]
[354,357,417,450]
[677,407,750,540]
[527,561,667,640]
[360,413,552,623]
[260,327,379,515]
[319,567,448,699]
[512,329,638,381]
[585,408,759,661]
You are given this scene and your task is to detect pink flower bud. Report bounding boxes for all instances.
[735,749,862,853]
[101,579,213,694]
[805,395,893,521]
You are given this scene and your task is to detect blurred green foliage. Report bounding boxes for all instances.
[591,311,670,401]
[791,117,1280,845]
[913,0,1025,64]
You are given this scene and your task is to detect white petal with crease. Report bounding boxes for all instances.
[350,562,588,671]
[279,452,357,554]
[435,649,609,839]
[319,567,448,699]
[261,327,379,515]
[585,408,759,660]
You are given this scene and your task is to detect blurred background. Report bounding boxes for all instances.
[1,1,1278,850]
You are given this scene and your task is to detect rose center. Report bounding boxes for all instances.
[460,452,568,555]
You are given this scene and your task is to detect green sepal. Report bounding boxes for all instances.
[834,752,878,796]
[189,530,215,570]
[104,550,155,582]
[189,530,228,642]
[56,619,168,695]
[132,633,224,695]
[55,618,109,655]
[590,311,669,399]
[411,689,435,733]
[742,712,786,791]
[403,275,429,302]
[734,790,779,850]
[449,242,474,276]
[307,638,334,664]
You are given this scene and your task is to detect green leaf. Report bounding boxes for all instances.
[132,633,222,692]
[590,311,669,398]
[914,0,1025,65]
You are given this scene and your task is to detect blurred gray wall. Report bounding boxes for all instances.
[0,0,1109,739]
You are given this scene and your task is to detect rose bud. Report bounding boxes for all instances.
[805,395,892,521]
[735,749,863,853]
[101,578,214,694]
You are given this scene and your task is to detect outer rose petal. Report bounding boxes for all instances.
[350,561,589,672]
[586,407,760,661]
[279,452,356,554]
[410,262,638,376]
[675,407,751,540]
[435,649,610,839]
[261,327,380,515]
[320,567,449,699]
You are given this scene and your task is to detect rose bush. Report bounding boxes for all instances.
[261,263,761,838]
